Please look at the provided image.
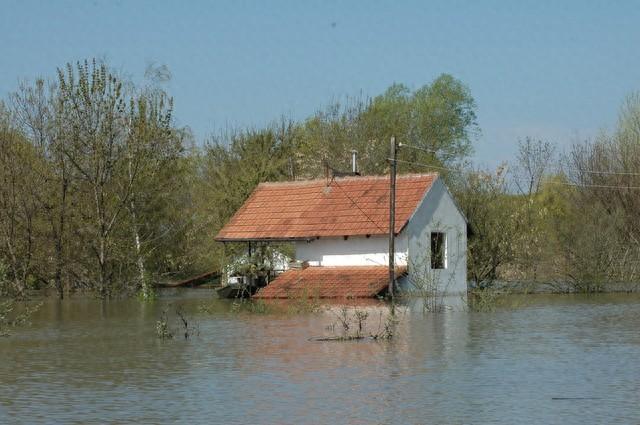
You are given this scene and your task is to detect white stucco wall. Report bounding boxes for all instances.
[401,178,468,295]
[295,234,408,267]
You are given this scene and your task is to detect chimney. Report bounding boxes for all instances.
[323,158,330,180]
[351,150,359,175]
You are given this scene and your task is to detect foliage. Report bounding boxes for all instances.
[155,310,173,339]
[155,306,198,340]
[465,288,501,312]
[1,60,483,298]
[461,93,640,292]
[6,57,640,298]
[296,75,479,177]
[543,93,640,291]
[226,245,289,280]
[312,304,403,341]
[455,165,520,288]
[3,59,190,298]
[185,126,297,274]
[0,298,42,336]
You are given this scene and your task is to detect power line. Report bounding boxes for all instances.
[392,158,462,173]
[399,142,640,177]
[567,168,640,177]
[391,157,640,190]
[545,180,640,190]
[331,177,388,234]
[397,143,439,154]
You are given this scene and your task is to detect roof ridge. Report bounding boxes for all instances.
[258,172,438,187]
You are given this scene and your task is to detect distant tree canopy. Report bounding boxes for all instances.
[295,74,479,177]
[4,57,639,298]
[1,60,189,298]
[559,93,640,288]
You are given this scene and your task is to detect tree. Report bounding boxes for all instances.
[508,138,557,280]
[10,78,73,299]
[455,164,520,288]
[187,126,297,274]
[121,85,184,299]
[296,74,479,178]
[0,107,50,297]
[4,59,188,297]
[513,137,555,197]
[558,93,640,289]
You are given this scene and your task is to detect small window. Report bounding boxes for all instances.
[430,232,446,269]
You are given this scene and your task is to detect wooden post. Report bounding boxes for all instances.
[388,136,397,298]
[247,241,253,289]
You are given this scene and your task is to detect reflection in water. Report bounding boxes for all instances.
[1,291,640,424]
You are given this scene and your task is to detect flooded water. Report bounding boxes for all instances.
[1,291,639,424]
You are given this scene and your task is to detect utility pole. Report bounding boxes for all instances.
[388,136,398,299]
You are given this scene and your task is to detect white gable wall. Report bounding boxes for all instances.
[295,234,408,267]
[402,178,467,295]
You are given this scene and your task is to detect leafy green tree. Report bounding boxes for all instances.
[558,93,640,290]
[5,59,188,298]
[0,107,52,297]
[10,78,74,299]
[121,85,185,299]
[187,125,297,273]
[455,165,520,289]
[296,74,478,177]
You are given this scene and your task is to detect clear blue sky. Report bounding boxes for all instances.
[1,0,639,165]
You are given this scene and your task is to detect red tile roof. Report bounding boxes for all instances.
[253,266,407,299]
[215,173,437,241]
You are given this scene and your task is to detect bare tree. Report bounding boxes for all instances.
[513,137,555,197]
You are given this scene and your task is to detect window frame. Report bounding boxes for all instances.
[430,231,447,270]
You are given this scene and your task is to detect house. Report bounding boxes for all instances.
[215,173,467,298]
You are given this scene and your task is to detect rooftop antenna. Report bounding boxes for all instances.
[323,157,330,185]
[351,149,359,175]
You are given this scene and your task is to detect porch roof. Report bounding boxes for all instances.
[253,266,407,299]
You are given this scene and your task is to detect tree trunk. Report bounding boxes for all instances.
[132,203,150,298]
[54,175,67,300]
[98,233,107,297]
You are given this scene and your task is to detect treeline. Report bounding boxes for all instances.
[0,61,190,299]
[1,59,639,298]
[463,96,640,292]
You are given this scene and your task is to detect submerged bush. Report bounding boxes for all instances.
[0,299,42,337]
[155,310,173,340]
[465,289,500,312]
[311,303,404,342]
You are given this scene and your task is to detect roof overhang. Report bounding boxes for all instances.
[215,237,316,243]
[215,231,399,243]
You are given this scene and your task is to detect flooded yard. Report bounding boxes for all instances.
[1,291,639,424]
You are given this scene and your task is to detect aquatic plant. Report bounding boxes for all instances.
[285,288,322,314]
[0,299,42,337]
[465,289,500,312]
[137,283,157,302]
[176,307,199,339]
[312,303,404,342]
[155,310,173,340]
[155,307,199,340]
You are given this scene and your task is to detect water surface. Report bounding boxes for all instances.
[1,291,639,424]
